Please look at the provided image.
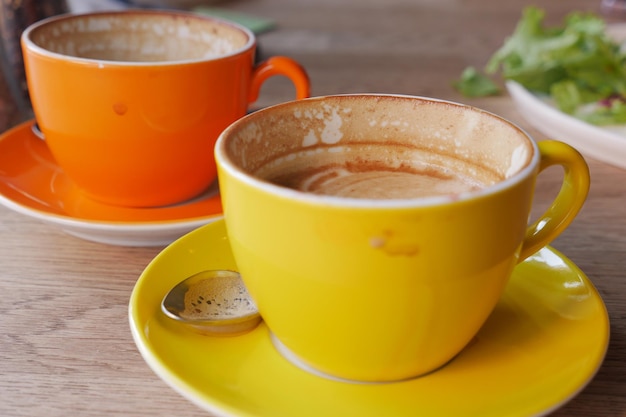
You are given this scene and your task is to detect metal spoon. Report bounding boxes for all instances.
[31,122,45,140]
[161,270,262,336]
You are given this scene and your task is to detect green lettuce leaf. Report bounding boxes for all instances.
[453,67,500,97]
[456,6,626,125]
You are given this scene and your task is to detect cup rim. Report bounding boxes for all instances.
[215,94,541,209]
[20,9,256,67]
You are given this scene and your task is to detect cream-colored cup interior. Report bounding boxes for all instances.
[27,11,250,62]
[221,95,534,199]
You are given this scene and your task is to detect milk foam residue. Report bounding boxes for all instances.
[295,104,349,147]
[181,275,257,320]
[506,144,530,178]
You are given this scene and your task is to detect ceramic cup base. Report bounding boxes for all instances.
[79,178,220,210]
[153,180,221,208]
[270,333,454,384]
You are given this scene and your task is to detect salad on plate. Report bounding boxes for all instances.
[456,6,626,126]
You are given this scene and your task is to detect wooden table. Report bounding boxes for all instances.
[1,0,624,416]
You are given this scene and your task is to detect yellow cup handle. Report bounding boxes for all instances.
[248,56,311,103]
[518,140,590,262]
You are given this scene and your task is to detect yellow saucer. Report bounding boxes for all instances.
[129,220,609,417]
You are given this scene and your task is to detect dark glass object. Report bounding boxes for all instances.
[0,0,68,131]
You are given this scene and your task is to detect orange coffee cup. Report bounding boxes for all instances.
[21,10,310,207]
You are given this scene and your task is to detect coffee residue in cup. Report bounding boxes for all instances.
[259,145,493,200]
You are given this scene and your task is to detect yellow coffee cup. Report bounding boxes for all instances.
[214,94,589,382]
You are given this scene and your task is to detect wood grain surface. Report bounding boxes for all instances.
[1,0,624,416]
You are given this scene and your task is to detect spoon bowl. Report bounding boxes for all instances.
[162,270,262,336]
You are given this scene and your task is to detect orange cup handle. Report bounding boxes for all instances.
[249,56,311,103]
[518,140,590,262]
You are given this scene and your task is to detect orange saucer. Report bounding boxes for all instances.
[0,120,223,246]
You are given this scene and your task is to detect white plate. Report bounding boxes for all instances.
[507,81,626,169]
[506,23,626,170]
